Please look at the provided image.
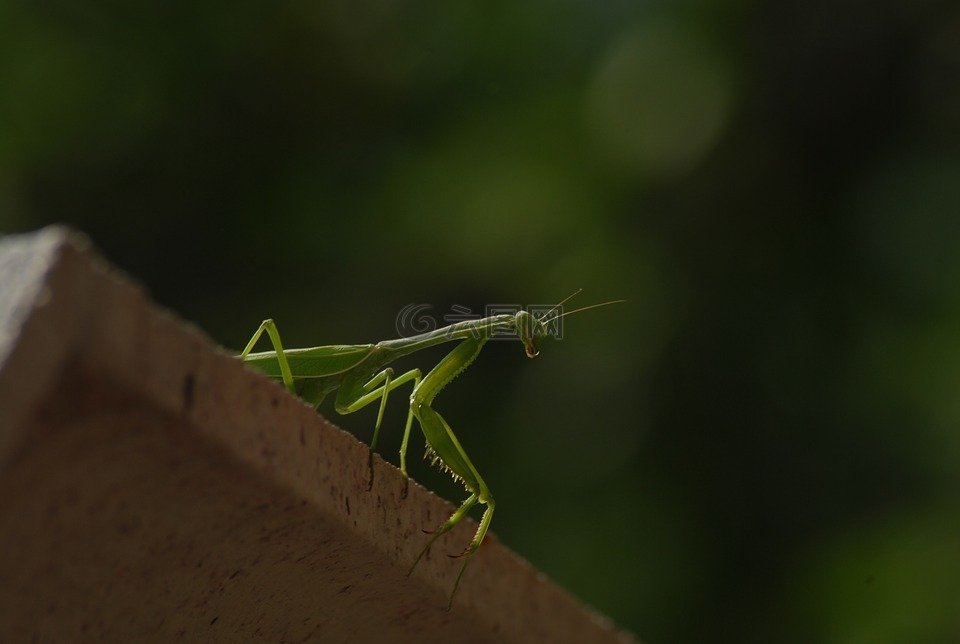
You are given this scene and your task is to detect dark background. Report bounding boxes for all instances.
[3,1,960,641]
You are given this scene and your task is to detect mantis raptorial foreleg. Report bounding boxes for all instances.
[407,337,496,606]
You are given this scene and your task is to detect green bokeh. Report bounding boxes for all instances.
[3,1,959,641]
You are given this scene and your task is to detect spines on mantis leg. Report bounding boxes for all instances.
[423,443,465,486]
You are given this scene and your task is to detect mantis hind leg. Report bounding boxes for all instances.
[241,319,296,394]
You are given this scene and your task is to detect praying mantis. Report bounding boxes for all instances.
[239,292,623,607]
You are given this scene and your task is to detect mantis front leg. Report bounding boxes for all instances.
[407,337,496,608]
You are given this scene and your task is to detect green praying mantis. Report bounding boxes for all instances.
[239,291,623,607]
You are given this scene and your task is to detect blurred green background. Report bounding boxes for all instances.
[3,0,960,641]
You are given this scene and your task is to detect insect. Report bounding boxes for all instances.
[239,291,623,607]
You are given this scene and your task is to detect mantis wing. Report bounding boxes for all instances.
[243,344,376,406]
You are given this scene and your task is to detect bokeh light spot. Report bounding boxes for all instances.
[583,23,736,181]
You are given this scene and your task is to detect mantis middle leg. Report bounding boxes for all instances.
[334,368,422,480]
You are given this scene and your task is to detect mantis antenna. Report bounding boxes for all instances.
[536,288,584,323]
[542,298,627,326]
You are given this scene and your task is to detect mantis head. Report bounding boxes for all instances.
[516,310,549,358]
[517,291,626,359]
